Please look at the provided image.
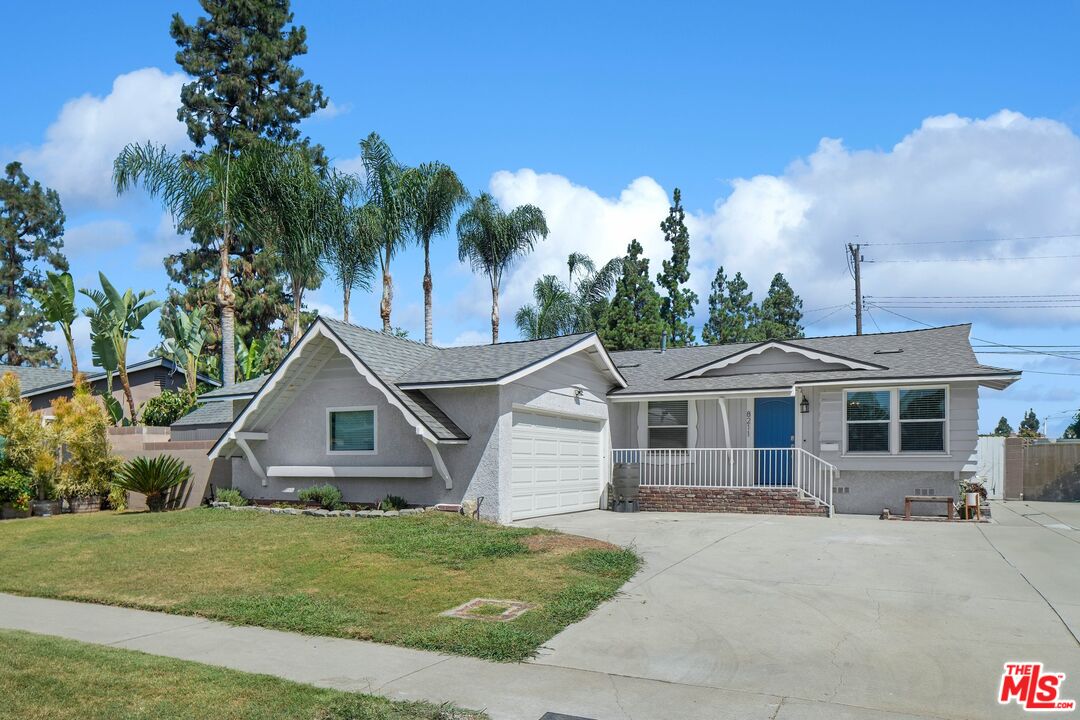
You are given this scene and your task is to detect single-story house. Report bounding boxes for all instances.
[2,357,218,419]
[206,317,1019,522]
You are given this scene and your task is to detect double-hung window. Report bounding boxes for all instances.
[647,400,689,449]
[328,407,376,453]
[844,390,891,453]
[899,388,946,452]
[844,387,948,454]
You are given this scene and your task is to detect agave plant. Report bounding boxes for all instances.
[113,455,192,512]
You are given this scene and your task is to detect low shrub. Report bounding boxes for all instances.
[112,455,192,512]
[0,468,33,512]
[379,493,408,512]
[106,484,128,512]
[298,483,344,510]
[139,390,198,427]
[216,488,246,506]
[51,385,118,500]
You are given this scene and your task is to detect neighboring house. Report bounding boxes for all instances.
[1,358,218,419]
[207,317,1019,522]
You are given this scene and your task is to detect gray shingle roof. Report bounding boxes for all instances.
[608,324,1019,396]
[319,318,467,441]
[171,401,235,427]
[398,333,594,385]
[0,365,73,394]
[200,375,268,400]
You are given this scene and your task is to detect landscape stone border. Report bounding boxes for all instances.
[441,598,533,622]
[209,501,436,518]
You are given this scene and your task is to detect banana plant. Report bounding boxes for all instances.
[31,271,80,382]
[81,272,162,422]
[235,335,267,381]
[159,304,209,394]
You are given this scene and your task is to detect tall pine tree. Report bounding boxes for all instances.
[753,273,804,340]
[0,162,67,366]
[724,271,758,342]
[656,188,698,346]
[701,267,727,345]
[165,0,328,372]
[599,239,664,351]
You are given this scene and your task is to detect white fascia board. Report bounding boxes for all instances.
[610,388,793,401]
[792,374,1022,389]
[674,341,881,379]
[267,465,433,479]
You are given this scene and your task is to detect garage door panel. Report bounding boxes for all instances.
[510,411,604,521]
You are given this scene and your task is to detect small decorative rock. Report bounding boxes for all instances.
[400,508,420,516]
[383,510,400,517]
[327,510,342,517]
[340,510,355,517]
[284,508,299,515]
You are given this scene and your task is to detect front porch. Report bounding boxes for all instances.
[609,392,835,516]
[612,447,835,515]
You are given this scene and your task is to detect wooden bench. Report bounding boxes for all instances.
[904,495,955,520]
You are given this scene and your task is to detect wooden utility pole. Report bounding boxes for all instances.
[848,243,863,335]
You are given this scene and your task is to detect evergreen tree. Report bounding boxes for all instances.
[170,0,328,152]
[163,0,328,371]
[701,267,727,345]
[599,239,664,351]
[1018,408,1041,438]
[723,271,758,343]
[0,162,67,366]
[1062,412,1080,440]
[656,188,698,346]
[753,273,804,340]
[993,416,1013,437]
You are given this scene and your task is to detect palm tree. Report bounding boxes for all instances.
[359,133,408,333]
[322,171,377,324]
[81,272,162,421]
[159,304,209,394]
[402,163,469,344]
[249,145,329,346]
[515,275,575,340]
[114,142,269,386]
[32,271,80,381]
[514,254,624,340]
[457,194,549,343]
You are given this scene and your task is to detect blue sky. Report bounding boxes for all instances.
[4,1,1080,433]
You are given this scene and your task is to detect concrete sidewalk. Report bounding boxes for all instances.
[0,592,828,720]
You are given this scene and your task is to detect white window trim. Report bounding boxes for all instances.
[842,386,950,457]
[326,406,377,455]
[646,399,690,450]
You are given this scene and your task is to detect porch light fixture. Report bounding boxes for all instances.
[800,394,810,414]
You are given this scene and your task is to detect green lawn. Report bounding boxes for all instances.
[0,509,638,662]
[0,629,483,720]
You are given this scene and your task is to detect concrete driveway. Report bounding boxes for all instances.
[521,502,1080,720]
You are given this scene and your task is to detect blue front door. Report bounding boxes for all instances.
[754,397,795,486]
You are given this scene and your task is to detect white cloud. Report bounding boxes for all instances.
[17,67,190,208]
[312,99,351,120]
[136,213,190,270]
[485,110,1080,335]
[440,329,491,347]
[62,219,136,257]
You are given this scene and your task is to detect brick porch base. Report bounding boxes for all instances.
[636,486,829,517]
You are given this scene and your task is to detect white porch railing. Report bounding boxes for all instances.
[612,447,835,511]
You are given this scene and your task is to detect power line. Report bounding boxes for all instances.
[862,232,1080,247]
[865,253,1080,264]
[803,302,851,330]
[863,302,1080,363]
[870,294,1080,299]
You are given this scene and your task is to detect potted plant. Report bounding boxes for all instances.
[50,384,119,513]
[0,468,33,519]
[30,452,61,516]
[956,479,988,520]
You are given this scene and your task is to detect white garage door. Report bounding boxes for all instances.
[510,411,604,521]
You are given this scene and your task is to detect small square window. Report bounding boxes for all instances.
[647,400,688,449]
[329,409,375,452]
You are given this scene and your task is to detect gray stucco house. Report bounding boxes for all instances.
[206,317,1019,522]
